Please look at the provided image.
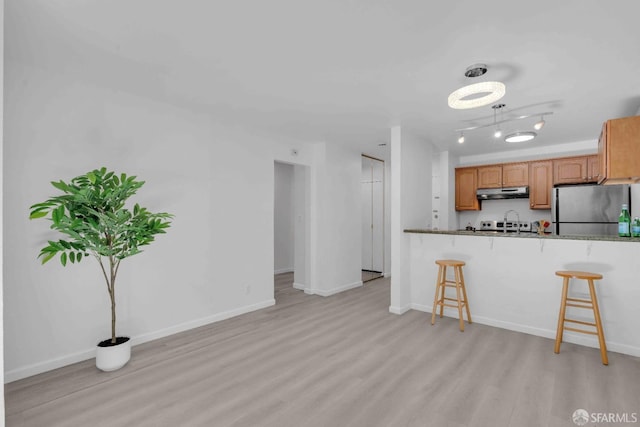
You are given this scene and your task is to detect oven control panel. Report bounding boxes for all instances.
[480,220,531,232]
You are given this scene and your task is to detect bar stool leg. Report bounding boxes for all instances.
[554,277,569,354]
[431,265,443,325]
[458,266,472,324]
[439,266,447,318]
[454,266,465,332]
[587,279,609,365]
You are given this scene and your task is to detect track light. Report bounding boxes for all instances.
[453,107,552,144]
[493,104,504,138]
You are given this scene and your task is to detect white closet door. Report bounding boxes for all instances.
[362,157,373,271]
[371,159,384,272]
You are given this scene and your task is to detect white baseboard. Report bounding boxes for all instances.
[409,304,640,358]
[292,282,305,291]
[130,299,275,346]
[5,347,98,385]
[308,280,363,297]
[389,305,410,315]
[274,268,294,275]
[4,298,276,383]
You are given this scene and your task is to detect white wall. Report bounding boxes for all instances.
[274,162,294,274]
[1,0,6,417]
[384,160,391,276]
[390,126,434,314]
[2,61,328,381]
[309,142,363,295]
[4,58,364,381]
[457,140,598,166]
[292,164,311,290]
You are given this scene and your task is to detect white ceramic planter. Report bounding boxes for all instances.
[96,337,131,372]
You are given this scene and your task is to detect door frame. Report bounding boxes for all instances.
[361,154,385,279]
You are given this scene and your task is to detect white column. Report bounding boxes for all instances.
[390,126,410,313]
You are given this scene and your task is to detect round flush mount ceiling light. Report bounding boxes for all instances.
[505,131,537,143]
[448,81,506,109]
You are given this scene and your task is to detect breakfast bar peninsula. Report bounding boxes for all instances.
[402,229,640,357]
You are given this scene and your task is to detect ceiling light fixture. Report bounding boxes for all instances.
[464,63,488,78]
[534,116,546,130]
[448,64,506,109]
[505,131,537,143]
[448,81,506,109]
[458,132,465,144]
[494,128,502,138]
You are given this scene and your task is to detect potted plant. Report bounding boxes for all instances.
[29,167,173,371]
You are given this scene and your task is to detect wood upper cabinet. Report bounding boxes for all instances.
[477,163,528,188]
[587,155,599,182]
[502,163,529,187]
[598,115,640,184]
[553,155,599,184]
[553,156,589,184]
[477,165,502,189]
[529,160,553,209]
[455,167,479,211]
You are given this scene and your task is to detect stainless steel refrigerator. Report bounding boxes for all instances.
[552,184,631,236]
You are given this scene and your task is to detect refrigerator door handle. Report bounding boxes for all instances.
[551,188,558,235]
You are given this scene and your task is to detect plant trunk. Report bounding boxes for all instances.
[110,256,117,344]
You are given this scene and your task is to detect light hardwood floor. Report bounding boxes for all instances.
[362,270,383,283]
[6,273,640,427]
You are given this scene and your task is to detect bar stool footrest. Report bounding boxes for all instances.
[564,318,597,327]
[564,326,598,335]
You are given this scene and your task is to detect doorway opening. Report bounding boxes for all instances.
[274,161,310,302]
[361,155,384,283]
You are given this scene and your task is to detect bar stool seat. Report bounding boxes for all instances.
[554,270,608,365]
[431,259,472,331]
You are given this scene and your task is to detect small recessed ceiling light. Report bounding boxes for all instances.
[505,131,537,143]
[494,128,502,138]
[458,133,465,144]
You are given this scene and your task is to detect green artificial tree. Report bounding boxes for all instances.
[29,167,173,345]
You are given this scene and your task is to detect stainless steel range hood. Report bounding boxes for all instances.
[476,186,529,200]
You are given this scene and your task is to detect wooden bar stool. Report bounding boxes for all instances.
[431,259,472,332]
[554,270,608,365]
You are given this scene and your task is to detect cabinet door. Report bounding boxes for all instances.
[455,168,479,211]
[477,165,502,189]
[587,155,599,183]
[529,161,553,209]
[502,163,529,187]
[601,115,640,184]
[553,157,588,184]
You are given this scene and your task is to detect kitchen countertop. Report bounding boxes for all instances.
[403,228,640,242]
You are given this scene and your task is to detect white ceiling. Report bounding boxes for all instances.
[6,0,640,159]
